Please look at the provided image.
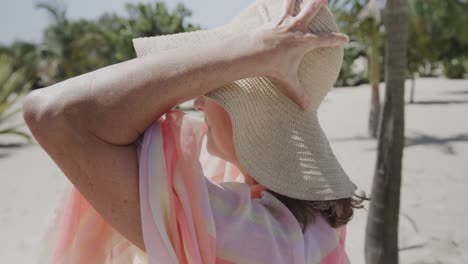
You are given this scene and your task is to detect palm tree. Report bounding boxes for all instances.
[355,0,383,138]
[407,0,468,80]
[0,41,43,91]
[36,2,105,80]
[93,2,201,65]
[36,1,73,81]
[365,0,408,263]
[94,13,135,64]
[125,2,201,37]
[36,1,202,83]
[0,56,33,141]
[330,0,384,138]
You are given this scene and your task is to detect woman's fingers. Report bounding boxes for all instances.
[257,0,271,24]
[294,0,327,31]
[292,85,312,111]
[280,0,297,21]
[305,32,349,48]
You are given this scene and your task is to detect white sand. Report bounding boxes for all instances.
[1,78,467,263]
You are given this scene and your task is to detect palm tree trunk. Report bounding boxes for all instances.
[365,0,408,263]
[410,72,416,104]
[368,18,381,138]
[369,83,381,137]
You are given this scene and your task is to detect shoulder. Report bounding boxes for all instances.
[205,181,348,263]
[207,181,294,222]
[205,181,306,263]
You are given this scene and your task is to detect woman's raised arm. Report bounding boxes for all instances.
[20,33,270,252]
[22,0,347,146]
[23,33,261,145]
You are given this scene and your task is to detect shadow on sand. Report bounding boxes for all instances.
[406,99,468,105]
[0,142,31,159]
[443,90,468,96]
[0,142,25,148]
[329,132,468,155]
[404,131,468,155]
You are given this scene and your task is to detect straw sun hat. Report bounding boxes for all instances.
[132,0,357,201]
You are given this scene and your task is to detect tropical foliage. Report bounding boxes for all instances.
[0,0,466,142]
[332,0,467,82]
[330,0,386,137]
[408,0,468,78]
[0,55,33,141]
[0,1,201,141]
[35,1,201,83]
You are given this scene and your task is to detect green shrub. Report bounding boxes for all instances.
[444,59,466,79]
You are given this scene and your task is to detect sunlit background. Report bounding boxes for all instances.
[1,0,467,263]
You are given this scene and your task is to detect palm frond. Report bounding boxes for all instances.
[0,128,32,142]
[0,108,22,124]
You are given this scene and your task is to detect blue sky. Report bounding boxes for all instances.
[0,0,254,45]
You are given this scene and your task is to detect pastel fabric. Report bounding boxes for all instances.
[37,109,349,264]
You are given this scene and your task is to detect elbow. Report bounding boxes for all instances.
[22,88,66,136]
[23,89,48,131]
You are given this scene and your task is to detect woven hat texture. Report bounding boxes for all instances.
[132,0,357,200]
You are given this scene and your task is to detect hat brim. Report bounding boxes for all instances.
[207,77,357,200]
[132,0,357,200]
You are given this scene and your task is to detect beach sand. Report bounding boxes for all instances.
[1,77,467,263]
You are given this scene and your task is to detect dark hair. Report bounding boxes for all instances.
[265,190,370,232]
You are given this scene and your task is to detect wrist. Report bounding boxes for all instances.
[227,32,273,78]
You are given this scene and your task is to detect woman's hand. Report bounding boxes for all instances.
[248,0,349,110]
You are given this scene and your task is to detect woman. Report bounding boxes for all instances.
[24,0,366,263]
